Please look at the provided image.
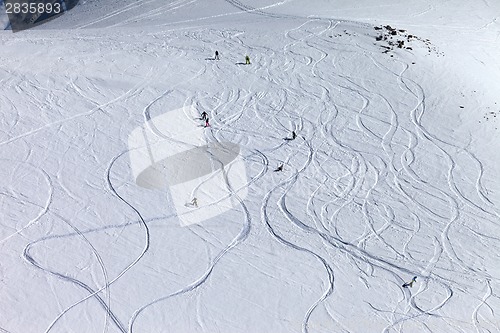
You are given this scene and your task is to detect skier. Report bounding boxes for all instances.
[245,55,251,65]
[274,164,283,172]
[205,117,210,127]
[402,276,417,288]
[201,111,208,121]
[215,50,220,60]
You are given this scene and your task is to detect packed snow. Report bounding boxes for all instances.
[1,0,499,332]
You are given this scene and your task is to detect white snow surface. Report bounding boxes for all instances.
[1,1,500,332]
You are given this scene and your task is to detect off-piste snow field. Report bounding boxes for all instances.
[1,0,499,332]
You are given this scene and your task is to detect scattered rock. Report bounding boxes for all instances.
[480,109,499,123]
[373,24,441,57]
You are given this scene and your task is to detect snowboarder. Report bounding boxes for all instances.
[284,130,297,141]
[214,50,220,60]
[205,118,210,127]
[245,55,251,65]
[185,197,198,208]
[274,164,283,172]
[402,276,417,288]
[201,111,208,121]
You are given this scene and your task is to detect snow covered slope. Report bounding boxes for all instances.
[1,1,499,332]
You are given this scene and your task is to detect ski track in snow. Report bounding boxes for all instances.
[2,51,168,333]
[227,15,494,332]
[73,0,193,29]
[0,161,53,244]
[248,16,498,332]
[1,1,499,332]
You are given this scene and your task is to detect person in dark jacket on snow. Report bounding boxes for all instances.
[284,130,297,141]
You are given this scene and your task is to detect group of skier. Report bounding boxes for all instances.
[199,50,420,293]
[273,130,298,172]
[212,50,251,65]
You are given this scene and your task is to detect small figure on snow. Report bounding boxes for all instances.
[284,130,297,141]
[245,55,251,65]
[185,197,198,208]
[402,276,417,288]
[274,163,284,172]
[214,50,220,60]
[201,111,208,121]
[205,117,210,127]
